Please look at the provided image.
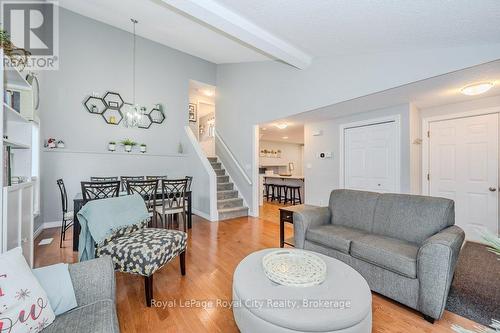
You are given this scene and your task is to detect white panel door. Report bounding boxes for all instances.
[344,121,398,193]
[429,114,498,241]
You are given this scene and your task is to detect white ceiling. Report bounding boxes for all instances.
[259,59,500,143]
[215,0,500,57]
[57,0,269,64]
[57,0,500,66]
[289,60,500,122]
[259,122,304,144]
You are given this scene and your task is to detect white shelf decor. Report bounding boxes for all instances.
[3,102,30,123]
[4,67,31,90]
[2,181,34,267]
[3,139,30,149]
[262,249,327,287]
[42,148,185,157]
[1,51,38,267]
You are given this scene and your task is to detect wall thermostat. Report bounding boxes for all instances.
[317,152,332,159]
[312,130,323,136]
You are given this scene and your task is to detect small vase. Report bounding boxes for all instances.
[108,143,116,152]
[140,146,146,153]
[124,145,132,152]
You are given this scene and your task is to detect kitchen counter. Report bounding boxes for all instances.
[263,174,305,181]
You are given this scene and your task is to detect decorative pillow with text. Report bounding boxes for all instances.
[0,247,55,333]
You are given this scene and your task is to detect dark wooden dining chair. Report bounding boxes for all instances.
[155,178,188,231]
[81,181,121,204]
[126,179,159,226]
[185,176,193,191]
[56,179,73,248]
[90,176,119,182]
[120,176,145,191]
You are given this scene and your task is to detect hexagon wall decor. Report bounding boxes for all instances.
[84,96,107,114]
[138,114,153,129]
[149,106,165,124]
[103,92,124,109]
[84,92,165,128]
[102,107,123,125]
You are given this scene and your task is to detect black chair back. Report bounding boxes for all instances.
[126,179,158,209]
[185,176,193,191]
[57,179,68,214]
[120,176,145,191]
[81,181,120,203]
[90,176,119,182]
[146,175,168,181]
[160,179,188,210]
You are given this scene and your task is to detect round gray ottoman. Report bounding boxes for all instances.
[232,249,372,333]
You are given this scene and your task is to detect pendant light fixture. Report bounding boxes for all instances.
[124,18,144,128]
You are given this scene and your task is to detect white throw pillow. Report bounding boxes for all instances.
[0,247,55,333]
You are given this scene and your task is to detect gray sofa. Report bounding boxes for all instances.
[294,189,465,322]
[44,256,120,333]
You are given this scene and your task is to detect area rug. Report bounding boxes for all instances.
[446,241,500,325]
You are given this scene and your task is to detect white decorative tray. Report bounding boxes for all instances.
[262,249,327,287]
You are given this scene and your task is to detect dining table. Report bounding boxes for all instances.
[72,190,193,251]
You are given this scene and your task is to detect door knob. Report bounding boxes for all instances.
[489,187,497,192]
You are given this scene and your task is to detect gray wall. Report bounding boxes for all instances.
[38,9,216,228]
[304,104,411,205]
[215,45,500,210]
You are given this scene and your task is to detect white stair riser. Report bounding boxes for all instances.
[218,198,244,209]
[219,208,249,220]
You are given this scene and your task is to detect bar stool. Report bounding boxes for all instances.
[286,185,302,205]
[275,185,288,203]
[264,183,273,201]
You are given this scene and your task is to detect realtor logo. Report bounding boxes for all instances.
[1,0,59,70]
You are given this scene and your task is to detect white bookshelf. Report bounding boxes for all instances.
[1,53,38,267]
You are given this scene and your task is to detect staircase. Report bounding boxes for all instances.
[208,157,249,220]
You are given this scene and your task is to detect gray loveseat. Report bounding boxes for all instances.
[294,189,465,322]
[44,256,120,333]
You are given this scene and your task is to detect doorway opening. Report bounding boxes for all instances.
[257,119,305,224]
[189,80,216,158]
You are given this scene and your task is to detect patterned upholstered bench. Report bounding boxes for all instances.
[96,221,187,306]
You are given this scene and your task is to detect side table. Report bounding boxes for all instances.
[279,204,318,248]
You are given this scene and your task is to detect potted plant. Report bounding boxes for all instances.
[140,143,147,153]
[0,29,30,70]
[108,141,116,152]
[120,139,136,152]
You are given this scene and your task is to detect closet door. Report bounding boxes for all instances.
[344,121,398,193]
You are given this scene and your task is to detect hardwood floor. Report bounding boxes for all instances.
[35,205,482,333]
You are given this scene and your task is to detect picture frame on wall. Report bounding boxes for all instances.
[188,103,197,122]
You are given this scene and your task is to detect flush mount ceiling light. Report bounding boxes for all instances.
[202,89,214,97]
[461,82,494,96]
[275,123,288,129]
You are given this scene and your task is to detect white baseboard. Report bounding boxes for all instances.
[33,221,60,239]
[43,221,62,229]
[192,208,216,222]
[36,210,216,239]
[33,225,44,239]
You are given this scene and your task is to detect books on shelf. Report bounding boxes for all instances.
[4,89,21,112]
[3,146,12,186]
